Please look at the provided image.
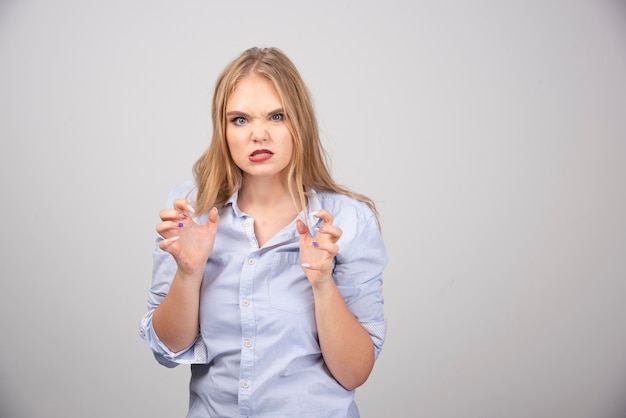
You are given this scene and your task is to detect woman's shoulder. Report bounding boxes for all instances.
[314,190,383,259]
[314,190,375,220]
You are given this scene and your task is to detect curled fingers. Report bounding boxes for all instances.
[312,209,342,243]
[156,199,196,251]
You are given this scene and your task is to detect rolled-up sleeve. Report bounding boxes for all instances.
[138,180,208,366]
[138,244,209,367]
[331,202,388,360]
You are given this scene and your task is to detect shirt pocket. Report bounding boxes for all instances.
[268,251,314,313]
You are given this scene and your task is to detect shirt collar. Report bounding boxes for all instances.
[225,188,324,235]
[224,190,242,217]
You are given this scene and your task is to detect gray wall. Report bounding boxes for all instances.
[1,1,625,417]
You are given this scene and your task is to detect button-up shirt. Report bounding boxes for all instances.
[139,180,387,418]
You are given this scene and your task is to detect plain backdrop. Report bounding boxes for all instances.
[1,1,626,417]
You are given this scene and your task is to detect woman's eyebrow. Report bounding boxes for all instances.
[225,108,285,117]
[225,110,250,117]
[267,108,285,115]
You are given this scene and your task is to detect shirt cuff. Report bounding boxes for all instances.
[139,311,209,367]
[362,319,387,360]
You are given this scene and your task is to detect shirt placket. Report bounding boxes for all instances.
[238,216,258,417]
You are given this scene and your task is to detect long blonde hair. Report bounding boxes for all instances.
[192,47,380,226]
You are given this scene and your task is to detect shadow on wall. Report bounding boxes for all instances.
[0,390,22,418]
[0,369,34,418]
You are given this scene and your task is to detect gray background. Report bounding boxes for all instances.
[1,1,626,417]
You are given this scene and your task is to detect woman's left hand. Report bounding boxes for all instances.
[296,209,342,289]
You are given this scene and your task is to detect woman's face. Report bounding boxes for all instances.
[225,73,293,181]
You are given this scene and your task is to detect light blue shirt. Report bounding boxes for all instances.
[139,180,387,418]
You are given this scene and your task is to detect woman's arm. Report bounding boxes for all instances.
[297,209,378,390]
[152,269,203,352]
[311,281,375,390]
[152,201,219,352]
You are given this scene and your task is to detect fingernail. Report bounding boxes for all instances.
[312,241,320,248]
[311,210,320,216]
[186,204,196,214]
[169,236,180,242]
[301,263,311,268]
[177,222,184,228]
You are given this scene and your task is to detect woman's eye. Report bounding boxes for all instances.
[232,116,247,125]
[270,113,284,122]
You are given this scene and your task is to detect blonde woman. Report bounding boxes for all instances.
[139,47,387,418]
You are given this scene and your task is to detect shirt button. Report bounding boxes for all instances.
[242,381,249,388]
[244,339,252,348]
[248,258,255,265]
[243,221,250,228]
[242,299,250,307]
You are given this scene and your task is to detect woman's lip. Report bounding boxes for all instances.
[250,149,273,156]
[249,149,274,162]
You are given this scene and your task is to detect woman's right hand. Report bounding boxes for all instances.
[156,199,220,277]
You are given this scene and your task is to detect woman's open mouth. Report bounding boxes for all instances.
[249,149,274,162]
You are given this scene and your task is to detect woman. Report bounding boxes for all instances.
[139,46,387,418]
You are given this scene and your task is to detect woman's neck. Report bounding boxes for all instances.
[237,176,303,247]
[237,175,301,215]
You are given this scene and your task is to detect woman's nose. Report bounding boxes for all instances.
[251,121,268,142]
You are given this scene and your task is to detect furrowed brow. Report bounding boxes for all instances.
[226,110,250,117]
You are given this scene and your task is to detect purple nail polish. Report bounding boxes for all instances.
[178,222,184,228]
[312,241,320,248]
